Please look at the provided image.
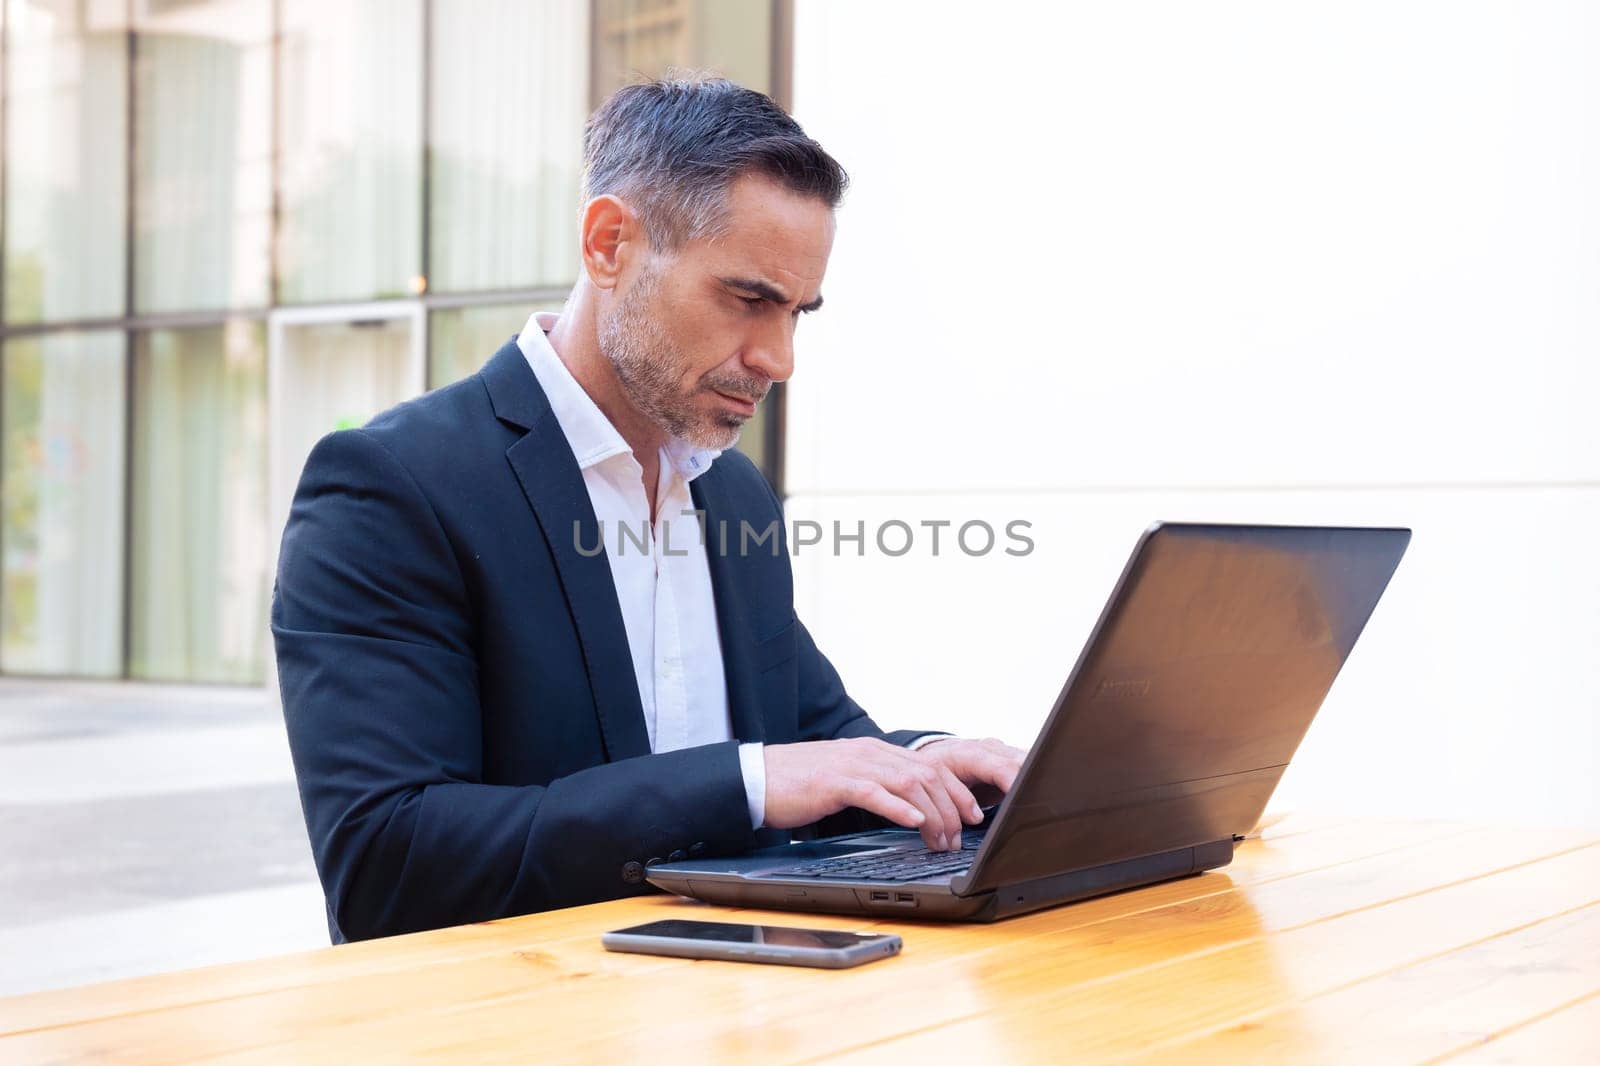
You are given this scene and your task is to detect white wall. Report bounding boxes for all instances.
[788,1,1599,831]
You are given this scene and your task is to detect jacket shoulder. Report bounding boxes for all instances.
[348,372,514,489]
[362,372,491,446]
[706,447,779,505]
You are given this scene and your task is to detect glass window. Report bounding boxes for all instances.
[276,0,422,304]
[268,314,421,550]
[3,0,129,324]
[132,0,273,313]
[738,391,774,480]
[427,0,586,294]
[130,323,267,683]
[1,331,126,676]
[428,302,559,390]
[592,0,773,102]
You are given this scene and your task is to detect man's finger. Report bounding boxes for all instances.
[983,750,1022,794]
[866,746,955,848]
[899,776,953,850]
[954,745,1022,795]
[846,779,926,831]
[916,764,966,848]
[934,761,983,824]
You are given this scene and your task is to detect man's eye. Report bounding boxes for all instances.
[739,295,765,308]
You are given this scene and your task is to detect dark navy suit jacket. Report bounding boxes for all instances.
[272,338,937,943]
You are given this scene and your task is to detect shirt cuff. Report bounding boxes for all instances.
[905,733,957,751]
[738,741,767,830]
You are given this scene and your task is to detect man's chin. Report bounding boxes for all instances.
[680,414,745,453]
[697,424,743,452]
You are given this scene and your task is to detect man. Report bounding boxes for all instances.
[273,77,1025,944]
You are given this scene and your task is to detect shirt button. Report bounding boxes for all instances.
[668,849,686,863]
[621,861,644,884]
[689,842,707,858]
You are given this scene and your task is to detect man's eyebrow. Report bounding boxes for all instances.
[719,276,824,313]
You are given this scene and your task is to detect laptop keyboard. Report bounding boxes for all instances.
[765,830,985,882]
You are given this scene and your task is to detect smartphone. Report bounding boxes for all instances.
[601,919,901,969]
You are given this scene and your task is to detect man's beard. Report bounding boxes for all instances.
[597,268,767,452]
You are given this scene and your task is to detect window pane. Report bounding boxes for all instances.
[428,302,558,390]
[276,0,421,304]
[269,316,418,549]
[428,0,585,293]
[592,0,773,102]
[130,323,267,683]
[737,391,772,479]
[3,0,128,324]
[1,331,126,675]
[132,0,272,313]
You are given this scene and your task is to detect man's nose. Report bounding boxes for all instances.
[742,328,794,384]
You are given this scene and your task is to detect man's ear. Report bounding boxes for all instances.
[579,194,643,291]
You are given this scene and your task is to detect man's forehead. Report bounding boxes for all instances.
[699,181,833,290]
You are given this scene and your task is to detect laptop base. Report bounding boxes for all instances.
[645,838,1234,922]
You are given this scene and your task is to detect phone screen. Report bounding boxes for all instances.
[610,919,886,949]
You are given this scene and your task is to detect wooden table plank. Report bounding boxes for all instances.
[1438,991,1600,1065]
[812,840,1600,1064]
[2,817,1594,1066]
[1123,901,1600,1063]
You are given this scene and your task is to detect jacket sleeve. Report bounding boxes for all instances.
[272,429,755,943]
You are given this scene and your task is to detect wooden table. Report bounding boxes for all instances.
[3,814,1598,1064]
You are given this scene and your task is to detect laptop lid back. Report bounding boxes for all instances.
[953,522,1410,897]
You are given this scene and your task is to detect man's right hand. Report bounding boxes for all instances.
[762,737,986,852]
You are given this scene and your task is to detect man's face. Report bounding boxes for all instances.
[596,173,835,451]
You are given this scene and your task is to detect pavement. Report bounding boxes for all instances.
[0,678,328,998]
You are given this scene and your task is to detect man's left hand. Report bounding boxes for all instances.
[916,737,1027,811]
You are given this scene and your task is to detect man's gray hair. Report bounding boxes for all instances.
[582,75,848,251]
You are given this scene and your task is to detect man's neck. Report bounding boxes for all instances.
[544,299,669,517]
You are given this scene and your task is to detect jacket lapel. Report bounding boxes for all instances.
[691,463,768,745]
[481,339,652,763]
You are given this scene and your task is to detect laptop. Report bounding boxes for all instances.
[646,522,1411,921]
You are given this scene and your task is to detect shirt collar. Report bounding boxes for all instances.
[515,310,722,481]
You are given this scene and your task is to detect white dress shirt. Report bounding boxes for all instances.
[518,311,948,831]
